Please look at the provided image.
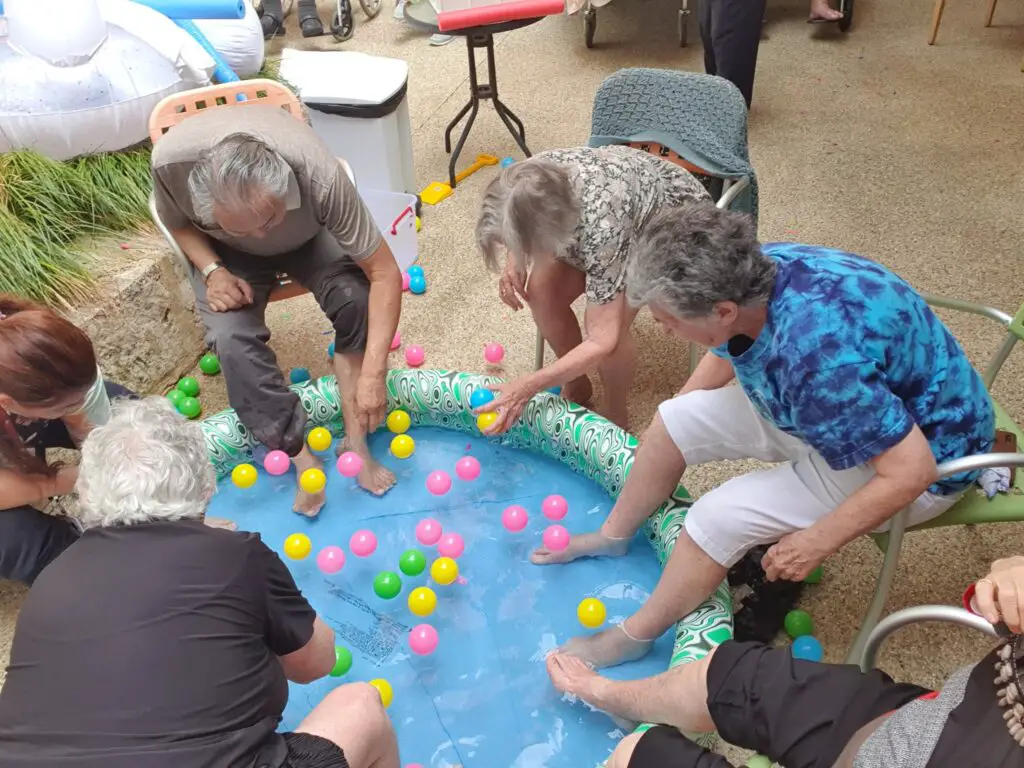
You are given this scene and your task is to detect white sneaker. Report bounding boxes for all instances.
[393,0,406,20]
[429,32,455,45]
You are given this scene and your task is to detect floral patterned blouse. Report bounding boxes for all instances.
[536,145,711,304]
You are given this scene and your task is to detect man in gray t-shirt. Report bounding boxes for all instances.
[151,105,402,510]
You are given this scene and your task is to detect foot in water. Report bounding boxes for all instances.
[531,530,630,565]
[292,454,326,518]
[809,0,843,21]
[559,624,655,669]
[337,438,397,496]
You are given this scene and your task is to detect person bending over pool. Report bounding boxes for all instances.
[151,104,402,512]
[474,146,710,431]
[534,203,995,668]
[546,556,1024,768]
[0,398,399,768]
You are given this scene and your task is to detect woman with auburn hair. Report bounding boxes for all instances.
[0,294,134,584]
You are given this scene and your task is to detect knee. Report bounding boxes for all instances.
[526,270,568,309]
[320,282,369,352]
[608,731,643,768]
[205,322,269,358]
[324,682,389,727]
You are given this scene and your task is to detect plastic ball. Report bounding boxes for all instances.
[405,345,425,367]
[387,410,411,434]
[577,597,607,629]
[469,389,495,409]
[407,265,424,278]
[177,376,200,397]
[336,451,363,478]
[502,505,529,532]
[264,450,291,476]
[791,635,824,662]
[391,331,402,350]
[199,353,221,375]
[307,427,332,452]
[804,565,824,585]
[476,412,499,433]
[784,609,815,639]
[166,388,186,407]
[408,586,438,617]
[542,494,569,521]
[177,396,202,420]
[327,341,336,360]
[289,367,311,384]
[409,275,427,295]
[409,624,439,655]
[542,525,571,552]
[455,455,481,481]
[415,216,422,232]
[317,545,346,574]
[547,386,562,395]
[350,530,378,557]
[399,549,427,576]
[484,342,505,364]
[402,272,411,291]
[426,470,452,496]
[430,557,459,586]
[438,533,465,559]
[369,678,393,708]
[284,533,312,560]
[231,463,258,489]
[330,645,353,677]
[373,571,402,600]
[415,518,443,546]
[500,156,515,168]
[746,757,773,768]
[299,468,326,494]
[390,434,416,459]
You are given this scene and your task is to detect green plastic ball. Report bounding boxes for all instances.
[177,376,200,397]
[746,757,773,768]
[166,389,186,407]
[373,571,402,600]
[399,549,426,577]
[177,396,202,420]
[784,609,815,639]
[804,565,824,585]
[330,645,353,677]
[199,353,221,376]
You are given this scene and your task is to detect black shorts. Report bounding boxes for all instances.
[281,733,348,768]
[629,641,929,768]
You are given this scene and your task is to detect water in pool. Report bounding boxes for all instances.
[212,426,673,768]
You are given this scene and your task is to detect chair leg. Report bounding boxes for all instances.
[534,326,545,371]
[928,0,946,44]
[984,0,997,26]
[844,508,910,665]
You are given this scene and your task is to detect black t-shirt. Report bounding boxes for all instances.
[0,520,316,768]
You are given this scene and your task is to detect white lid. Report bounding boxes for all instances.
[279,49,409,107]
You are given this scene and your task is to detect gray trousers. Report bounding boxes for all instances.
[192,229,370,457]
[700,0,767,108]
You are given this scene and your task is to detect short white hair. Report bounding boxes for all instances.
[76,397,215,529]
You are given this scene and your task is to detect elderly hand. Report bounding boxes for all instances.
[498,257,529,311]
[762,529,831,582]
[472,378,537,435]
[206,268,254,313]
[355,372,388,433]
[975,556,1024,633]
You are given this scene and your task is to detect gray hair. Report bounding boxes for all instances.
[76,397,215,529]
[188,133,290,227]
[475,159,581,271]
[627,203,776,318]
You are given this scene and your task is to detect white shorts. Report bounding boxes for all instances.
[658,386,960,568]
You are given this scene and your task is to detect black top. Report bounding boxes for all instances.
[0,521,316,768]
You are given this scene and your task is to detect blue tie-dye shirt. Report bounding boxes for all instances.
[713,243,994,495]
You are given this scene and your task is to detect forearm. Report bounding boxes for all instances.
[0,469,56,510]
[808,474,926,553]
[524,339,610,394]
[170,224,220,271]
[680,353,735,395]
[361,264,402,379]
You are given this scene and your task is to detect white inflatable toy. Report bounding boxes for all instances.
[194,0,264,78]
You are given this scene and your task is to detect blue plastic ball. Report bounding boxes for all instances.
[289,367,311,384]
[469,389,495,409]
[791,635,823,662]
[327,341,336,360]
[407,265,424,278]
[547,386,562,395]
[500,157,515,168]
[409,275,427,295]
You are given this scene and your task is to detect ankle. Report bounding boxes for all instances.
[599,522,634,542]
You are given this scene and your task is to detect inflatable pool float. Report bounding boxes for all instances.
[202,369,734,753]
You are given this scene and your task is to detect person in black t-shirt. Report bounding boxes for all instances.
[0,397,400,768]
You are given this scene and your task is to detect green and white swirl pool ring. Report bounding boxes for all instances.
[201,369,734,757]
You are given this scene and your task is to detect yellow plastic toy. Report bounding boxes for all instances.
[284,533,312,560]
[299,468,326,494]
[390,434,415,459]
[387,410,411,434]
[307,427,332,452]
[231,463,258,489]
[577,598,607,629]
[408,586,438,617]
[420,154,499,205]
[369,678,393,708]
[431,556,459,586]
[476,412,499,433]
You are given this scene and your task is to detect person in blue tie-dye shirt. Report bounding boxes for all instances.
[533,202,995,669]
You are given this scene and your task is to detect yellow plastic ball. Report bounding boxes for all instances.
[390,434,415,459]
[476,412,499,433]
[430,556,459,586]
[299,468,327,494]
[415,215,422,232]
[307,427,332,452]
[577,598,607,629]
[284,533,312,560]
[408,586,438,617]
[231,463,258,489]
[386,410,411,434]
[369,678,393,708]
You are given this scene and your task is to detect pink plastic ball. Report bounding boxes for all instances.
[405,345,425,367]
[484,342,505,364]
[438,533,465,559]
[336,451,363,478]
[426,470,452,496]
[316,545,346,574]
[542,525,571,552]
[542,494,569,521]
[350,530,378,557]
[416,518,443,546]
[263,450,291,476]
[455,455,481,481]
[391,331,402,350]
[502,505,529,532]
[409,624,439,655]
[405,765,425,768]
[402,272,411,291]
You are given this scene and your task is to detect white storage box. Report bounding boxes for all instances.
[279,49,416,198]
[362,188,418,272]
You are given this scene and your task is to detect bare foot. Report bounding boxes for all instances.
[809,0,843,21]
[204,516,238,531]
[292,453,326,518]
[546,652,602,701]
[560,377,594,408]
[560,624,654,669]
[531,530,630,565]
[338,437,396,496]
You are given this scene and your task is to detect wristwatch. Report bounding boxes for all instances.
[201,261,223,283]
